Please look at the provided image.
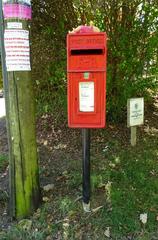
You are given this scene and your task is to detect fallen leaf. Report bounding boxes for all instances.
[33,208,41,219]
[109,125,115,129]
[46,236,52,240]
[92,205,103,213]
[54,144,67,150]
[103,146,109,152]
[140,213,147,224]
[43,197,50,202]
[104,227,110,238]
[43,184,54,192]
[18,219,32,231]
[43,140,48,146]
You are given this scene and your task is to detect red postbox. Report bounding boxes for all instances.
[67,28,107,128]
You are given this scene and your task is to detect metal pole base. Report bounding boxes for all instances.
[82,129,91,205]
[82,201,91,213]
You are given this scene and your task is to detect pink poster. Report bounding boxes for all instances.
[3,4,32,20]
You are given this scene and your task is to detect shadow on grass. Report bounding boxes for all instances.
[0,101,158,239]
[88,133,158,239]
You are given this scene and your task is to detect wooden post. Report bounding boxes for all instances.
[131,126,137,146]
[0,0,40,218]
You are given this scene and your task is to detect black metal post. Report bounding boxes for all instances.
[82,128,91,205]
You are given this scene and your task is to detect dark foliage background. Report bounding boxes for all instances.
[1,0,158,121]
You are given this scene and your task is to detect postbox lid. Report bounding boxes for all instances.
[71,25,95,34]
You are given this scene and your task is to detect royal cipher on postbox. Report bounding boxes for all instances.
[67,27,107,128]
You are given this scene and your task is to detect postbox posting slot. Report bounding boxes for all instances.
[70,48,104,56]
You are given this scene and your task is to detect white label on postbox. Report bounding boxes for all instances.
[127,98,144,127]
[79,82,94,112]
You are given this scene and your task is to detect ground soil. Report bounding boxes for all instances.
[0,94,158,234]
[0,112,82,230]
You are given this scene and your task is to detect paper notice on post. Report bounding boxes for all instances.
[79,82,94,112]
[3,0,31,5]
[4,29,31,71]
[7,22,22,29]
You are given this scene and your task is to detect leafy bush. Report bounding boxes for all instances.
[31,0,158,121]
[31,0,77,116]
[93,1,158,120]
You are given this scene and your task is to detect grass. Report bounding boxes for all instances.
[0,128,158,239]
[0,154,8,172]
[91,136,158,238]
